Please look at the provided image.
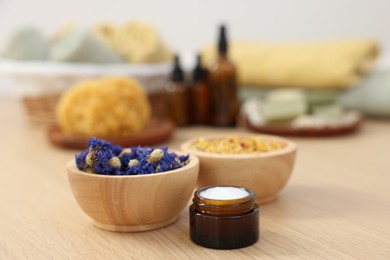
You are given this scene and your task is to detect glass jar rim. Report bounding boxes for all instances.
[194,185,256,206]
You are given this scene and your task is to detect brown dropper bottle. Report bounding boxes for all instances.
[191,54,209,125]
[165,55,191,126]
[208,25,239,126]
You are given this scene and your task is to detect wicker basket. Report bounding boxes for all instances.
[0,60,171,126]
[21,94,61,125]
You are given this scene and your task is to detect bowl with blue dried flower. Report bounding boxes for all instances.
[67,137,199,232]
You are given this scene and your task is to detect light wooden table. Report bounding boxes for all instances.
[1,98,389,259]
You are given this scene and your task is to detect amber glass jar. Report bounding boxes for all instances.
[189,185,259,249]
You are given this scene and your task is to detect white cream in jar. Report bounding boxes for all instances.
[199,186,250,200]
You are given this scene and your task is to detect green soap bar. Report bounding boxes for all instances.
[2,27,48,60]
[239,87,268,101]
[49,28,122,63]
[312,103,343,118]
[262,89,307,121]
[306,90,341,106]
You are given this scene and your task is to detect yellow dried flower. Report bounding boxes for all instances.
[192,135,283,154]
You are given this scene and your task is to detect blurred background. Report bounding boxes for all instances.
[1,0,390,128]
[1,0,390,50]
[1,0,390,75]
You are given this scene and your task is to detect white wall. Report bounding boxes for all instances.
[1,0,390,93]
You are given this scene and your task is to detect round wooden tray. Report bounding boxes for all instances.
[47,118,175,149]
[242,112,362,137]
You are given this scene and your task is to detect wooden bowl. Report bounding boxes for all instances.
[181,134,297,204]
[66,153,199,232]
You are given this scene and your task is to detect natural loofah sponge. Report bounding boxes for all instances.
[94,21,172,63]
[57,77,151,138]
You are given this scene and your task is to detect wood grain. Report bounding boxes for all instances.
[67,155,199,232]
[1,98,390,259]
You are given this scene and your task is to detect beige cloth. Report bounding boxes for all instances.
[202,40,379,89]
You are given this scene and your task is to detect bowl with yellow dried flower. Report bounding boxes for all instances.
[181,134,297,204]
[67,137,199,232]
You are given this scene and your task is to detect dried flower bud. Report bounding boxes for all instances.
[86,149,96,167]
[108,156,121,168]
[75,138,190,175]
[128,159,140,167]
[85,167,95,173]
[147,148,164,163]
[119,148,132,157]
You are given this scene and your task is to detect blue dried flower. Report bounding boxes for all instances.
[75,138,190,176]
[126,160,143,175]
[111,145,123,157]
[178,154,190,165]
[88,137,112,151]
[75,149,90,172]
[93,153,119,175]
[118,148,137,170]
[151,147,189,173]
[76,137,122,175]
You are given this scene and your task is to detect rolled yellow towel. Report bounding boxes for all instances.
[202,40,379,89]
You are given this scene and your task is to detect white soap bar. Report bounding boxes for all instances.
[200,186,249,200]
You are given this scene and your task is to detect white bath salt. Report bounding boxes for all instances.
[200,186,249,200]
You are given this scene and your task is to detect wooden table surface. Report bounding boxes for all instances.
[1,98,389,259]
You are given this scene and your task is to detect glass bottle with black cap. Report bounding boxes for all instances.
[165,54,191,126]
[208,25,239,126]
